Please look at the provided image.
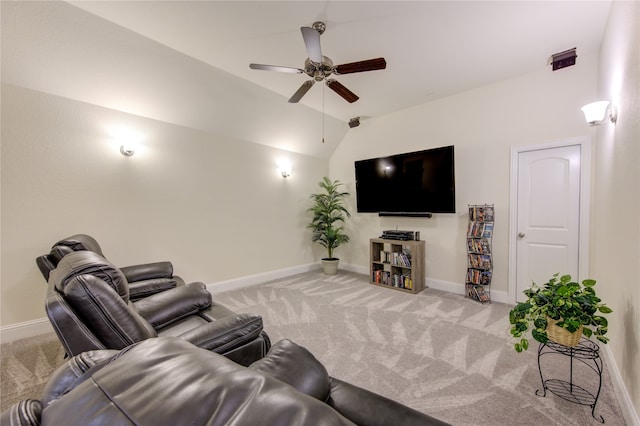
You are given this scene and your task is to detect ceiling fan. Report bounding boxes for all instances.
[249,21,386,104]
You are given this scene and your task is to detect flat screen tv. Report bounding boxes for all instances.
[355,145,455,215]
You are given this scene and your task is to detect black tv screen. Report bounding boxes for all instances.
[355,145,456,215]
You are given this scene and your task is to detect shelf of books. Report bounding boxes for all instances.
[370,238,425,294]
[466,204,494,303]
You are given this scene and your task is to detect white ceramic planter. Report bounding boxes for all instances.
[321,258,339,275]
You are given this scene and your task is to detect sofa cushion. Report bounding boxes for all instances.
[249,339,330,402]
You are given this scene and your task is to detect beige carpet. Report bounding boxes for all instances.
[0,270,627,424]
[213,270,627,425]
[1,332,65,412]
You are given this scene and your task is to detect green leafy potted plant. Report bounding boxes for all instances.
[509,273,612,352]
[307,177,351,275]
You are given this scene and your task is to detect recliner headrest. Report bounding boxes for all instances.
[53,234,104,256]
[49,251,129,302]
[49,245,73,264]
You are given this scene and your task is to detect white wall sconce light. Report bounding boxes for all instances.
[120,144,136,156]
[581,101,617,126]
[280,166,291,178]
[278,162,292,178]
[110,126,141,157]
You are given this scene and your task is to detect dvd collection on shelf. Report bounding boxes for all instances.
[371,270,414,290]
[466,204,494,303]
[378,250,412,268]
[473,285,490,302]
[373,249,414,289]
[369,238,424,294]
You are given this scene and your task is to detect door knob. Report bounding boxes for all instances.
[518,232,526,238]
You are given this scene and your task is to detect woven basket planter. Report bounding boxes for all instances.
[546,316,583,347]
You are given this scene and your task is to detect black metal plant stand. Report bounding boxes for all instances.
[536,338,604,423]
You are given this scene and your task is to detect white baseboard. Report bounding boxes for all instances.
[205,263,320,294]
[0,317,53,343]
[335,264,511,304]
[601,344,640,425]
[0,264,323,344]
[340,263,368,275]
[427,277,510,304]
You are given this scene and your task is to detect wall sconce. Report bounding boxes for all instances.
[279,163,292,178]
[581,101,617,126]
[120,144,136,156]
[280,166,291,178]
[110,126,141,156]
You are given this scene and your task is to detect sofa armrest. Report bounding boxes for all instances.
[36,255,56,281]
[178,314,264,353]
[134,282,212,329]
[128,278,184,301]
[120,261,174,282]
[0,400,41,426]
[327,378,450,426]
[250,339,330,401]
[41,350,120,408]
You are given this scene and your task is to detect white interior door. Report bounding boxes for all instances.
[514,144,582,302]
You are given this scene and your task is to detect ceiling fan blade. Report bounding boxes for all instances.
[288,80,315,103]
[249,63,304,74]
[326,79,359,103]
[334,57,387,75]
[301,26,323,64]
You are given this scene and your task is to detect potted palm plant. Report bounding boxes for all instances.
[307,177,351,275]
[509,273,612,352]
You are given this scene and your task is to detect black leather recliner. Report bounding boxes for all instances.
[1,337,449,426]
[36,234,184,301]
[45,250,270,366]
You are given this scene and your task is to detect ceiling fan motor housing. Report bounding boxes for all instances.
[305,57,334,81]
[312,21,326,35]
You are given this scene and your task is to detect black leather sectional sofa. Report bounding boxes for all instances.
[3,235,448,424]
[2,337,449,425]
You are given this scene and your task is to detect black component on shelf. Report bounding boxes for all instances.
[536,338,604,423]
[380,230,415,240]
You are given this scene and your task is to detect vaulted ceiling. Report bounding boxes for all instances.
[3,1,611,158]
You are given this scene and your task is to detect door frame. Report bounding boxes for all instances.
[508,136,592,303]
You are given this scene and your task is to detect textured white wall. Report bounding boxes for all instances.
[591,0,640,418]
[1,84,328,325]
[330,53,598,296]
